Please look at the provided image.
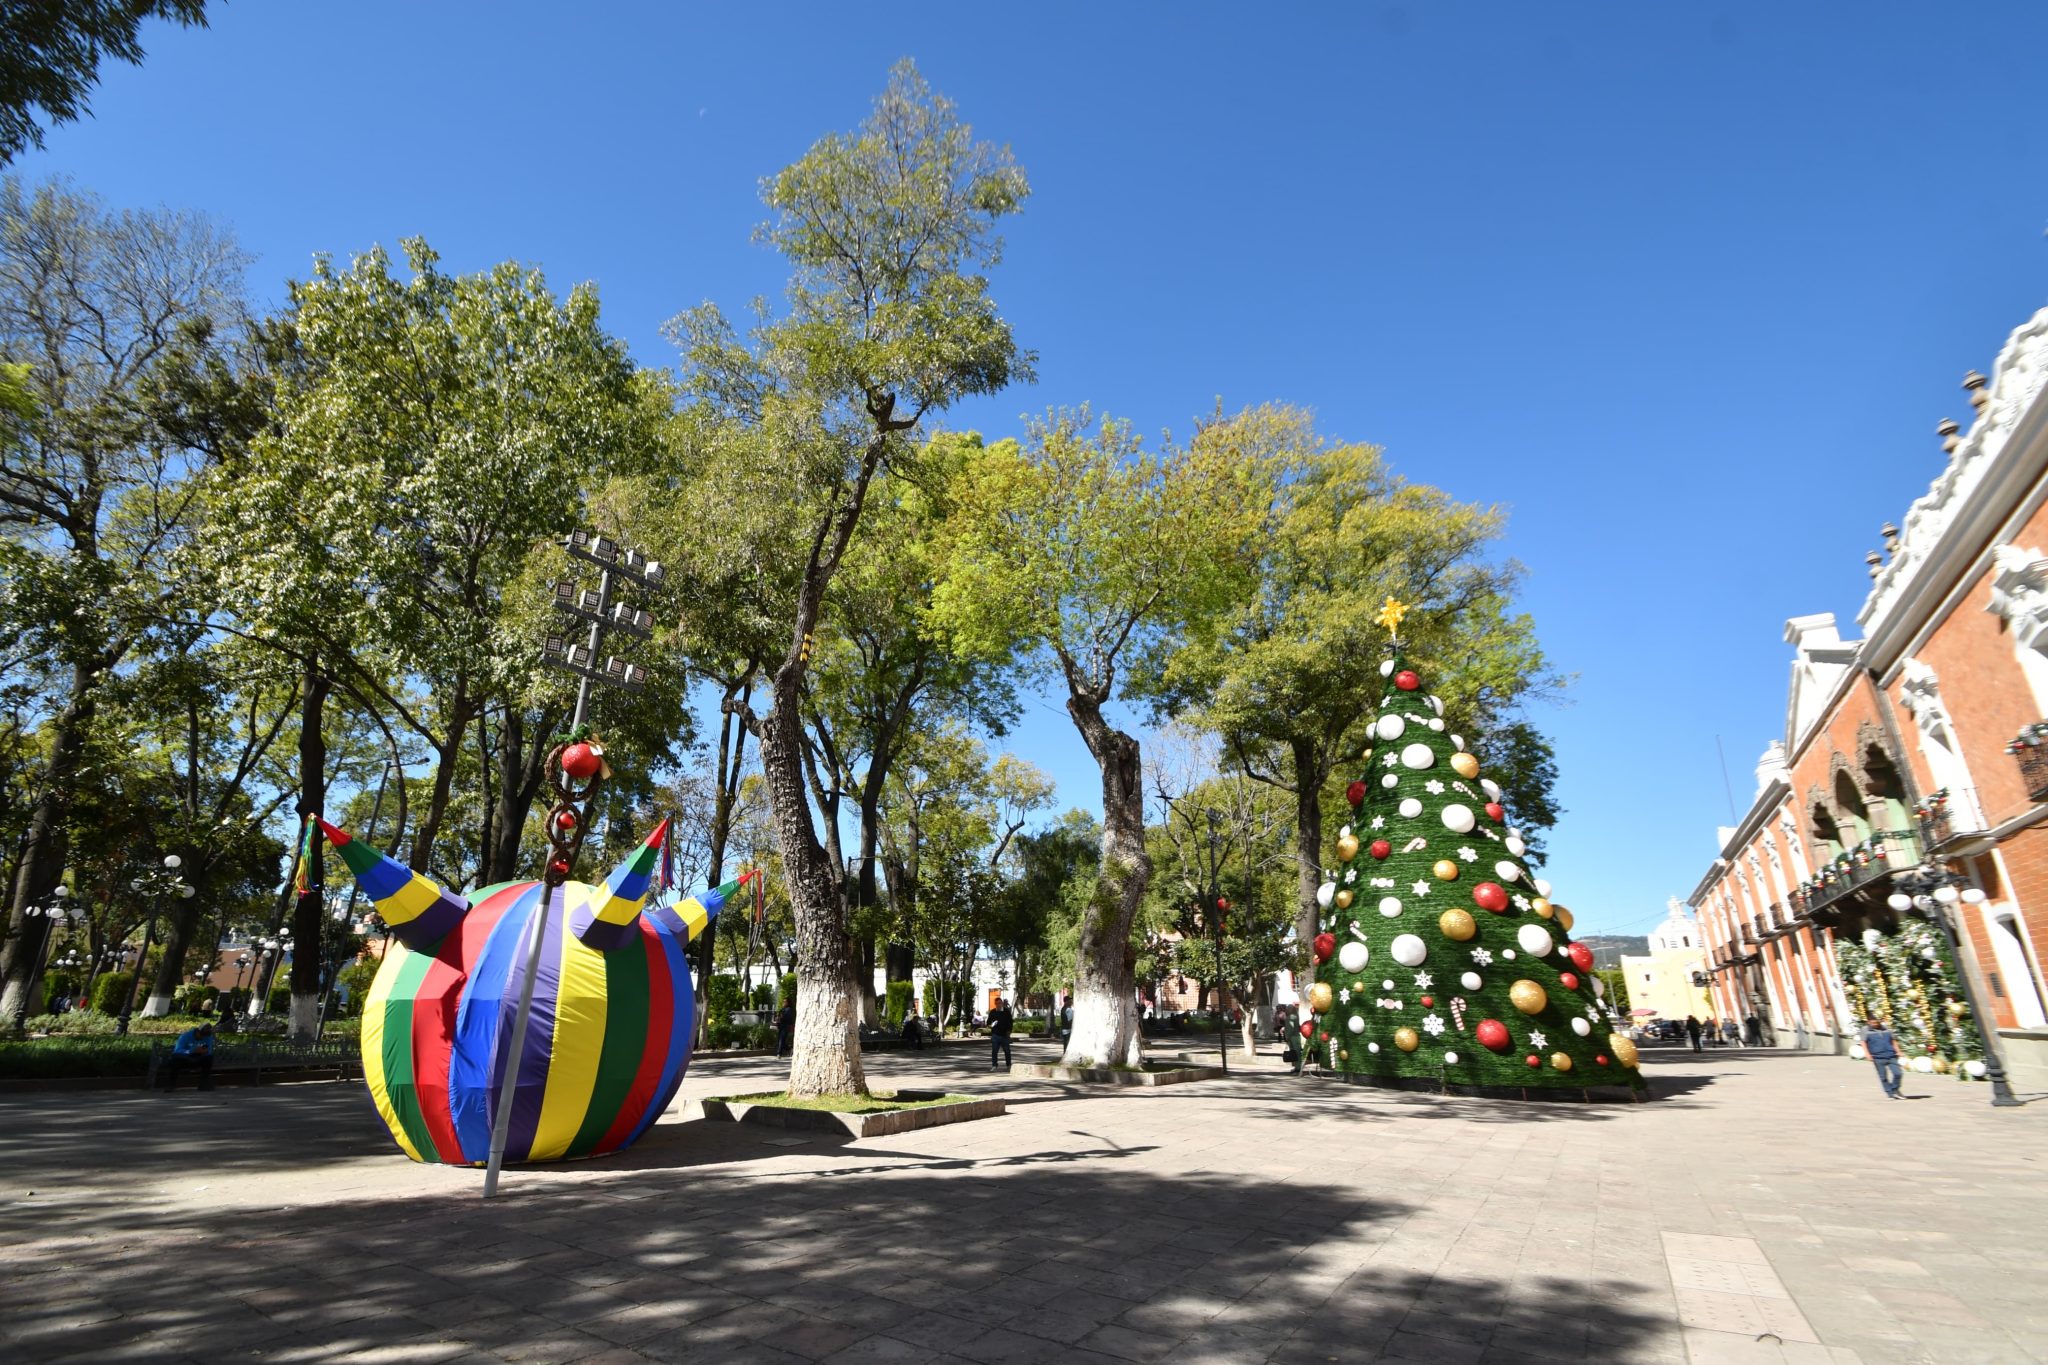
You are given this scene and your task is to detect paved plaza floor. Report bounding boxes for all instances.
[2,1037,2043,1365]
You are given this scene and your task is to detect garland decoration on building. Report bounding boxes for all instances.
[1834,922,1987,1080]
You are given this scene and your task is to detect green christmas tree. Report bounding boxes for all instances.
[1303,600,1644,1095]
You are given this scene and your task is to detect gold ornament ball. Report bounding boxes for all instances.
[1336,833,1361,861]
[1555,906,1575,932]
[1338,1048,1349,1061]
[1933,1056,1953,1075]
[1609,1033,1640,1068]
[1335,888,1354,910]
[1530,897,1553,919]
[1946,1000,1967,1018]
[1509,979,1548,1015]
[1438,908,1477,941]
[1550,1052,1573,1072]
[1432,859,1460,881]
[1307,982,1334,1014]
[1450,752,1480,779]
[1361,746,1374,762]
[1393,1027,1420,1052]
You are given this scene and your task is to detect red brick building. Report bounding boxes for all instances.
[1689,306,2048,1091]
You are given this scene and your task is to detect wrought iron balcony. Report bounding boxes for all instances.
[1915,789,1982,852]
[1793,829,1917,918]
[2016,747,2048,803]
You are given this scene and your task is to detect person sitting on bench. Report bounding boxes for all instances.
[163,1023,216,1092]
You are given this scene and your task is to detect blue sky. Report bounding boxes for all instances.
[18,3,2048,935]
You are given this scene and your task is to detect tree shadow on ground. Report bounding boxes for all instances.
[2,1120,1683,1365]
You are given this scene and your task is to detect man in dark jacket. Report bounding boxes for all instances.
[775,1000,795,1057]
[1862,1016,1904,1098]
[988,997,1014,1072]
[1684,1016,1703,1052]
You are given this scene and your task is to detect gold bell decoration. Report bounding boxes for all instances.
[1450,752,1480,779]
[1509,979,1548,1015]
[1334,888,1354,910]
[1432,859,1460,881]
[1307,981,1334,1014]
[1609,1033,1640,1068]
[1393,1027,1420,1052]
[1336,832,1361,861]
[1438,908,1477,941]
[1550,1052,1573,1072]
[1530,897,1553,919]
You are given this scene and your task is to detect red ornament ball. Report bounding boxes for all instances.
[1484,802,1505,823]
[561,742,602,780]
[1559,971,1580,991]
[1394,670,1420,691]
[548,857,571,877]
[1370,839,1392,860]
[1420,995,1434,1008]
[1346,780,1366,807]
[554,809,579,832]
[1476,1018,1510,1051]
[1595,1054,1610,1065]
[1568,942,1595,972]
[1299,1022,1315,1038]
[1313,931,1336,963]
[1472,882,1510,913]
[1526,1054,1541,1068]
[1319,1031,1331,1042]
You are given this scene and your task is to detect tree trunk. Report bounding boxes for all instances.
[1292,736,1326,990]
[142,875,208,1016]
[408,684,470,875]
[1062,689,1148,1068]
[0,664,94,1024]
[487,706,553,884]
[756,685,865,1097]
[289,660,330,1042]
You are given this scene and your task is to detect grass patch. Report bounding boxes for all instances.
[728,1090,977,1115]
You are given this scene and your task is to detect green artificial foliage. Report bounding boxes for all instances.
[1835,923,1985,1079]
[1310,642,1641,1093]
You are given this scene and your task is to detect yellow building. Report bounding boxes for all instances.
[1620,901,1714,1025]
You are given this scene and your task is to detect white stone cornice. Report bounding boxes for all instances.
[1987,543,2048,648]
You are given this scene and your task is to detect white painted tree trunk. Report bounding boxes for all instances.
[289,992,321,1043]
[1061,691,1149,1069]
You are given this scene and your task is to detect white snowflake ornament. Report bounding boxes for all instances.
[1528,1030,1547,1048]
[1422,1014,1446,1036]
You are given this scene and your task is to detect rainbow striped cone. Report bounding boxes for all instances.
[323,817,746,1165]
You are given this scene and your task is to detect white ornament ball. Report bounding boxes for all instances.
[1379,659,1395,677]
[1381,774,1399,788]
[1317,881,1337,908]
[1480,779,1502,801]
[1443,1051,1459,1064]
[1427,717,1445,731]
[1911,1056,1935,1074]
[1460,971,1482,990]
[1495,860,1523,883]
[1440,803,1476,834]
[1346,1014,1365,1034]
[1382,978,1395,990]
[1502,948,1517,961]
[1337,941,1370,973]
[1504,836,1527,857]
[1965,1059,1987,1078]
[1400,742,1435,770]
[1850,1043,1867,1061]
[1378,896,1403,918]
[1368,1042,1380,1053]
[1428,695,1444,716]
[1390,934,1427,967]
[1451,734,1466,751]
[1591,977,1604,996]
[1399,798,1423,818]
[1570,1017,1591,1037]
[1516,924,1554,957]
[1376,713,1405,741]
[1533,878,1553,898]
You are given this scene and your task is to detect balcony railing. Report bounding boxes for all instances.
[2017,747,2048,803]
[1790,829,1917,918]
[1916,788,1983,852]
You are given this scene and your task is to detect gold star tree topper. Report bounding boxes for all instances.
[1375,596,1409,638]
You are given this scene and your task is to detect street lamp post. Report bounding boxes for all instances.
[15,885,76,1030]
[118,856,194,1034]
[1887,867,2022,1108]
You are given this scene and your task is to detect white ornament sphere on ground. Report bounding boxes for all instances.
[1517,924,1554,956]
[1399,798,1423,818]
[1441,804,1476,833]
[1377,713,1405,741]
[1379,896,1403,918]
[1912,1056,1935,1074]
[1570,1017,1591,1037]
[1443,1051,1458,1064]
[1534,878,1553,897]
[1317,881,1337,908]
[1337,941,1369,973]
[1379,659,1395,677]
[1504,836,1526,857]
[1346,1015,1365,1034]
[1480,779,1502,801]
[1461,971,1482,990]
[1965,1059,1987,1078]
[1390,934,1427,966]
[1850,1043,1867,1060]
[1496,861,1522,883]
[1401,742,1435,769]
[1382,774,1399,788]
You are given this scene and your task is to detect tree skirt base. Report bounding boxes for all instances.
[1018,1063,1226,1086]
[1316,1070,1652,1103]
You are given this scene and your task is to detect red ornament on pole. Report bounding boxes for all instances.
[1346,780,1366,807]
[1394,670,1421,692]
[1313,932,1336,963]
[562,742,601,780]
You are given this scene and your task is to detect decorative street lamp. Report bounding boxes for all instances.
[118,856,194,1034]
[1887,867,2022,1108]
[16,884,78,1030]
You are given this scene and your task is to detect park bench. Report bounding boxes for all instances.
[146,1037,361,1089]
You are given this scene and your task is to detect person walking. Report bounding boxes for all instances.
[1722,1017,1740,1046]
[1060,996,1074,1042]
[775,998,795,1058]
[1743,1013,1762,1046]
[1684,1015,1703,1052]
[988,996,1014,1072]
[1861,1016,1904,1098]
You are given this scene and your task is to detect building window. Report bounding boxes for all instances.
[1986,909,2048,1030]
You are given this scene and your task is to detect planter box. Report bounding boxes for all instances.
[1016,1063,1226,1086]
[697,1090,1005,1138]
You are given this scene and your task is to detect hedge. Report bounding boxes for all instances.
[91,972,135,1015]
[0,1036,156,1079]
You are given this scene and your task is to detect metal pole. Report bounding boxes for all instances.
[1215,925,1227,1076]
[1924,889,2021,1107]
